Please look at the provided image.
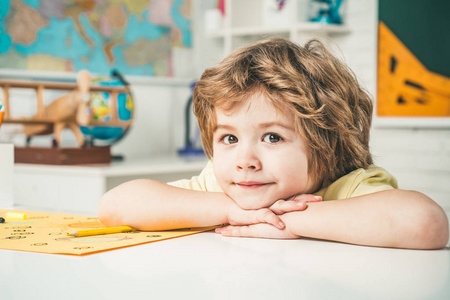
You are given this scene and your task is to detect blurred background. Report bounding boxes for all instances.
[0,0,448,214]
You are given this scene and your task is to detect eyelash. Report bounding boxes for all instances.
[220,134,238,144]
[219,133,283,144]
[263,133,283,144]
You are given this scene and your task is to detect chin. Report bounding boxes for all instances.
[234,198,274,210]
[223,187,277,210]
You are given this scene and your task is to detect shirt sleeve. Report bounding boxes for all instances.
[316,165,398,200]
[350,166,398,198]
[167,161,223,192]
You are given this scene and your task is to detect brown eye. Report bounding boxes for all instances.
[223,135,238,144]
[263,133,282,143]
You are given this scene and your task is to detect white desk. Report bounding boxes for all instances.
[13,156,208,215]
[7,154,450,300]
[1,230,449,300]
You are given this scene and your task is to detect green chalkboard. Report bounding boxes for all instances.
[379,0,450,77]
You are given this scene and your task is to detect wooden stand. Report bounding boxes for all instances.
[14,146,111,165]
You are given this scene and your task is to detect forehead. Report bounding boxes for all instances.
[214,92,293,121]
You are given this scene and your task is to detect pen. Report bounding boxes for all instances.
[67,225,136,237]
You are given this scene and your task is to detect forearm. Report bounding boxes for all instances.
[282,189,449,249]
[98,179,232,230]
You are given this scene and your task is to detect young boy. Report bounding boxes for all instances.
[99,38,449,249]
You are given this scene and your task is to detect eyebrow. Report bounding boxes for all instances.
[213,122,295,132]
[213,124,235,133]
[259,121,295,131]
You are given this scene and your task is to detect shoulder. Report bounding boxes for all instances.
[316,165,398,200]
[167,161,222,192]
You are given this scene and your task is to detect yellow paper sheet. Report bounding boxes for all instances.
[0,209,215,256]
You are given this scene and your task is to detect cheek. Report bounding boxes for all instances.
[213,151,232,182]
[272,148,307,172]
[273,149,311,189]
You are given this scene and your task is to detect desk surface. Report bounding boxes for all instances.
[2,230,449,300]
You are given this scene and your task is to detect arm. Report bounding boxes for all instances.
[98,179,231,230]
[98,179,315,231]
[217,189,449,250]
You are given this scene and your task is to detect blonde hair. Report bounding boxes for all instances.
[193,38,373,188]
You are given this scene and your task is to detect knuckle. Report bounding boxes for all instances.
[273,200,284,208]
[293,194,305,201]
[262,209,273,219]
[258,209,274,222]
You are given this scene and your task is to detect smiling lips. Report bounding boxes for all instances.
[236,181,273,189]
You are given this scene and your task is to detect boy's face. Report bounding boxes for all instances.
[212,94,317,210]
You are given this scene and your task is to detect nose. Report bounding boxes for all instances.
[236,145,261,171]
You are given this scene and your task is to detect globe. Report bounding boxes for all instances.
[80,78,134,147]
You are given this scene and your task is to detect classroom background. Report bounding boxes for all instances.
[0,0,449,216]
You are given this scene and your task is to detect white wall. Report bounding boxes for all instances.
[109,80,193,159]
[1,0,448,211]
[334,0,450,210]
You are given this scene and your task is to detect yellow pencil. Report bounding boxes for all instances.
[68,226,136,237]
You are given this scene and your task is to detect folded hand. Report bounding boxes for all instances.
[220,194,321,238]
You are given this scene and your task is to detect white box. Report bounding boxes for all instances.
[0,143,14,208]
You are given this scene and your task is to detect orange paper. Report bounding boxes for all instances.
[0,209,215,256]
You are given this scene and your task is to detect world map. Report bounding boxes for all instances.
[0,0,192,76]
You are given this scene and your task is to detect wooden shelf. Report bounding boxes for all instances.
[15,155,208,177]
[294,22,350,33]
[0,69,194,87]
[206,23,350,38]
[13,155,208,215]
[195,0,351,72]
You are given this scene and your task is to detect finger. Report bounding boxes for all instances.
[215,225,259,237]
[216,224,291,239]
[270,199,307,214]
[215,226,226,234]
[292,194,322,202]
[254,209,285,229]
[217,225,257,237]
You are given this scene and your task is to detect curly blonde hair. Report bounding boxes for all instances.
[193,38,373,188]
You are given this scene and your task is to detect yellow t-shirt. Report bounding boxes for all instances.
[168,161,398,200]
[315,165,398,200]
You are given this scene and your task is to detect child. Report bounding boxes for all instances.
[99,38,449,249]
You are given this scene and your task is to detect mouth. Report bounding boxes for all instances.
[235,181,273,189]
